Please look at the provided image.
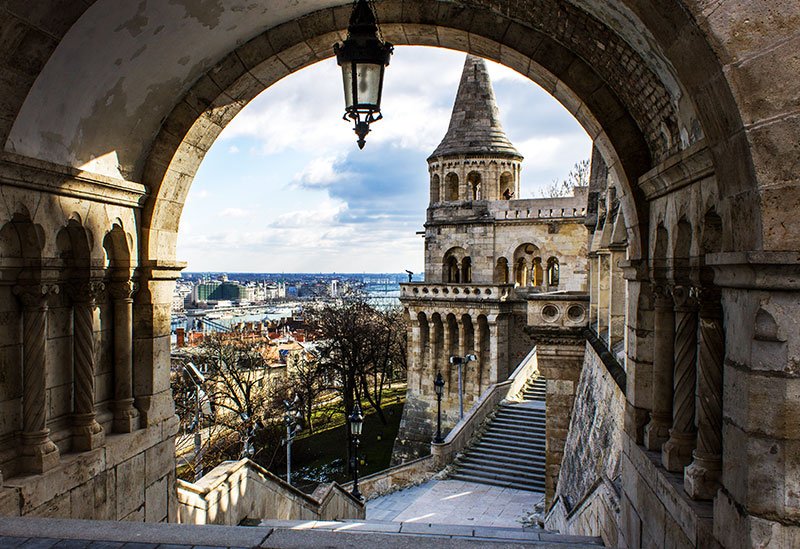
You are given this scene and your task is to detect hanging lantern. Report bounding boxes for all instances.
[334,0,393,149]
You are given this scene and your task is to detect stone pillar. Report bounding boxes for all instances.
[644,285,674,450]
[662,285,698,471]
[597,255,610,341]
[608,250,626,348]
[474,319,483,394]
[109,280,140,433]
[443,319,453,393]
[533,339,585,505]
[685,287,724,498]
[408,316,421,393]
[69,281,106,451]
[13,283,61,473]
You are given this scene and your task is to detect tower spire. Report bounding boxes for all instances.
[430,55,522,160]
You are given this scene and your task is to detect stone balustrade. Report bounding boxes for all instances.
[526,292,590,330]
[494,206,587,220]
[400,283,514,301]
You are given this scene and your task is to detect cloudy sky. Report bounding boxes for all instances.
[176,46,591,274]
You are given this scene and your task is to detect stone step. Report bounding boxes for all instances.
[459,455,545,475]
[455,459,547,481]
[499,404,546,414]
[450,468,546,492]
[466,448,547,468]
[474,441,547,459]
[491,416,546,429]
[481,431,547,448]
[496,410,546,421]
[488,422,547,436]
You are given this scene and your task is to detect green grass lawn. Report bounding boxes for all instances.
[272,388,406,492]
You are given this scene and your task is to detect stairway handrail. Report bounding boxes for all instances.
[431,346,539,468]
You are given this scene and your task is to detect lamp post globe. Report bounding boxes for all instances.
[334,0,393,149]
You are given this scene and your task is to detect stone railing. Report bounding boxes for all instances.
[545,475,621,546]
[176,459,364,525]
[493,206,587,220]
[432,346,539,468]
[526,292,590,330]
[400,283,514,301]
[341,454,437,500]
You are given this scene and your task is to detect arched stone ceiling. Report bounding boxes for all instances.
[4,0,698,182]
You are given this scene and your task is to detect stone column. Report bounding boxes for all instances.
[662,285,698,471]
[474,320,483,393]
[443,318,453,393]
[685,288,724,498]
[109,280,140,433]
[644,285,675,450]
[13,283,61,473]
[69,281,105,451]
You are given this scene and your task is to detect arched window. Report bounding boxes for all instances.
[461,257,472,283]
[546,257,560,287]
[514,257,528,286]
[495,257,509,284]
[467,172,481,200]
[445,172,459,201]
[430,174,440,203]
[532,257,544,286]
[500,171,514,200]
[446,255,460,283]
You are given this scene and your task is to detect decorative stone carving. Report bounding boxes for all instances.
[644,284,674,451]
[107,280,140,433]
[67,280,106,451]
[13,283,61,473]
[662,285,698,472]
[685,287,724,499]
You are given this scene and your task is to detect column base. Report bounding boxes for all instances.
[684,452,721,500]
[21,430,60,474]
[643,418,670,451]
[113,399,140,433]
[72,414,105,452]
[662,429,696,472]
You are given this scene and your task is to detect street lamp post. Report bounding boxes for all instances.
[433,372,445,443]
[349,403,365,500]
[283,395,302,485]
[449,354,477,420]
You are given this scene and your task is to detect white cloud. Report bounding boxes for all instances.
[291,156,350,188]
[228,145,240,154]
[218,207,253,219]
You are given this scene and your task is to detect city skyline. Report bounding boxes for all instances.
[177,46,592,273]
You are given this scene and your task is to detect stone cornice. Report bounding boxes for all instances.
[638,141,713,201]
[705,251,800,291]
[0,152,148,208]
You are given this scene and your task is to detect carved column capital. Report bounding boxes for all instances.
[652,284,672,307]
[13,284,59,309]
[107,280,136,301]
[66,280,105,305]
[672,285,698,311]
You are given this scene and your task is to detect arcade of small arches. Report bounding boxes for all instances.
[429,159,521,204]
[0,1,796,547]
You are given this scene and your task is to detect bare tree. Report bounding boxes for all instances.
[286,347,326,433]
[541,158,590,197]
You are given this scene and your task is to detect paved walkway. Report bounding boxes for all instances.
[367,479,543,528]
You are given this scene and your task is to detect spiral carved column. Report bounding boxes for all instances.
[109,280,139,433]
[69,281,105,451]
[685,288,724,498]
[474,321,483,394]
[644,285,675,451]
[13,283,61,473]
[443,322,453,394]
[663,285,699,472]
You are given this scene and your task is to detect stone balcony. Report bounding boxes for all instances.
[525,291,590,331]
[400,283,515,302]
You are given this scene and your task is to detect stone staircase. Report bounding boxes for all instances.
[449,375,547,492]
[523,375,547,402]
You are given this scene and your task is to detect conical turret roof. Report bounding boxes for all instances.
[429,55,522,160]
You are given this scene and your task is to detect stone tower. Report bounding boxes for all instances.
[393,56,590,463]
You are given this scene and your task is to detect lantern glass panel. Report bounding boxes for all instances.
[341,63,354,109]
[354,62,382,107]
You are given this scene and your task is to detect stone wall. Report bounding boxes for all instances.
[549,342,624,512]
[176,459,364,525]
